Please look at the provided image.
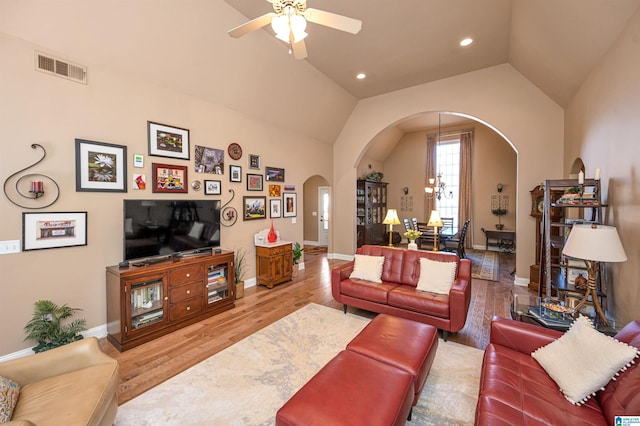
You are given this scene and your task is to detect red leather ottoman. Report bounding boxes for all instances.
[346,314,439,405]
[276,350,414,426]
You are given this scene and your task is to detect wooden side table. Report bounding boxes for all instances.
[255,241,293,288]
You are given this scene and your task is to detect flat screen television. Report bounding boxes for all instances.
[123,199,221,262]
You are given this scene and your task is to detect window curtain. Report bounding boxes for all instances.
[458,130,473,248]
[425,133,437,219]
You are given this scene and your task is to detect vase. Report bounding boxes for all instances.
[408,240,418,250]
[267,221,277,242]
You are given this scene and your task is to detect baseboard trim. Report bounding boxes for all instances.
[0,323,108,361]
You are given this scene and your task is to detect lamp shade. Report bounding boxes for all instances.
[562,224,627,262]
[427,210,443,227]
[383,209,400,225]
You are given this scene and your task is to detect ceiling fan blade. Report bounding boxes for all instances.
[228,13,276,38]
[292,39,308,60]
[304,8,362,34]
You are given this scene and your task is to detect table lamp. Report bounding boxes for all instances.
[383,209,400,247]
[562,224,627,326]
[427,210,444,251]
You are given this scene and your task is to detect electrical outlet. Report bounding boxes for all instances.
[0,240,20,255]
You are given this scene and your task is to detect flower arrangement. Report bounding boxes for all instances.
[404,230,423,241]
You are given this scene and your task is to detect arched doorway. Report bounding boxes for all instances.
[355,112,517,253]
[302,175,330,249]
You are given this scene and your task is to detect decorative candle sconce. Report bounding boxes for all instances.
[3,144,60,209]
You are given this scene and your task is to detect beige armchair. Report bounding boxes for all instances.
[0,337,118,426]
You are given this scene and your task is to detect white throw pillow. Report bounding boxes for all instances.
[531,315,639,405]
[188,222,204,239]
[349,254,385,283]
[416,257,457,295]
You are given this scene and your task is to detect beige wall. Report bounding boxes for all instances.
[379,122,517,247]
[564,8,640,325]
[333,64,564,284]
[0,33,333,355]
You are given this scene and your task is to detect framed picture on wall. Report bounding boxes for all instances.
[265,166,285,182]
[283,192,297,217]
[152,163,188,193]
[243,196,266,220]
[204,180,221,195]
[230,165,242,182]
[270,199,282,218]
[147,121,190,160]
[247,174,263,191]
[75,139,127,192]
[22,212,88,251]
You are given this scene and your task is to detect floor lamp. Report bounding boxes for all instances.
[383,209,400,247]
[562,224,627,327]
[427,210,444,251]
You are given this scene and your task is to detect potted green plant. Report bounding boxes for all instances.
[491,208,508,230]
[24,300,87,353]
[234,248,246,299]
[292,242,304,276]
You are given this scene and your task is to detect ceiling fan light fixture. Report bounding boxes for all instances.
[271,12,307,43]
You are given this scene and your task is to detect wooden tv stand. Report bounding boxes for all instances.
[106,251,235,351]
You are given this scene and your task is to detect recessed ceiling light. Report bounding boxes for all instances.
[356,73,366,80]
[460,38,473,47]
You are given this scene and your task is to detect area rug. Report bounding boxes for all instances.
[467,249,499,281]
[115,304,483,426]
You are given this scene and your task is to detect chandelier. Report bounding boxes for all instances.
[425,173,453,200]
[425,114,453,200]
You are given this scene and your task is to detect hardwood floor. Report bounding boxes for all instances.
[100,249,522,405]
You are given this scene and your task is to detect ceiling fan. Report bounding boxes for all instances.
[228,0,362,60]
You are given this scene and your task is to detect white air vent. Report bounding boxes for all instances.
[35,52,87,84]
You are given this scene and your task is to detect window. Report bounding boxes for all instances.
[435,140,460,229]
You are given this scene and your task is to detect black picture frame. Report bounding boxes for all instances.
[270,199,282,218]
[247,173,263,191]
[75,139,127,192]
[22,211,88,251]
[230,165,242,182]
[204,180,221,195]
[147,121,190,160]
[265,166,285,182]
[283,192,297,217]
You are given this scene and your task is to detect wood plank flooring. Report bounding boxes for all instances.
[99,249,522,405]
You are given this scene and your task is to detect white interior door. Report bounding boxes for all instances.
[318,186,329,246]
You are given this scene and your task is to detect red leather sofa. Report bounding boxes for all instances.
[331,245,472,340]
[475,317,640,425]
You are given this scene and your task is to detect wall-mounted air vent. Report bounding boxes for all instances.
[35,52,87,84]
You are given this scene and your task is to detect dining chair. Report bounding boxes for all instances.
[442,220,470,258]
[403,218,413,233]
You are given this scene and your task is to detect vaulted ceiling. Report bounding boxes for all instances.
[225,0,640,106]
[2,1,639,146]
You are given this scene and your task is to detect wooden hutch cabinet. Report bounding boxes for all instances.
[356,180,388,247]
[256,241,292,289]
[106,251,234,351]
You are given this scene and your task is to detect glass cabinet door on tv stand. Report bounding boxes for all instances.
[206,261,232,305]
[127,273,168,334]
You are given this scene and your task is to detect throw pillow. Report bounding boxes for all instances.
[416,257,457,295]
[349,254,385,283]
[0,375,20,423]
[532,315,639,405]
[187,222,204,239]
